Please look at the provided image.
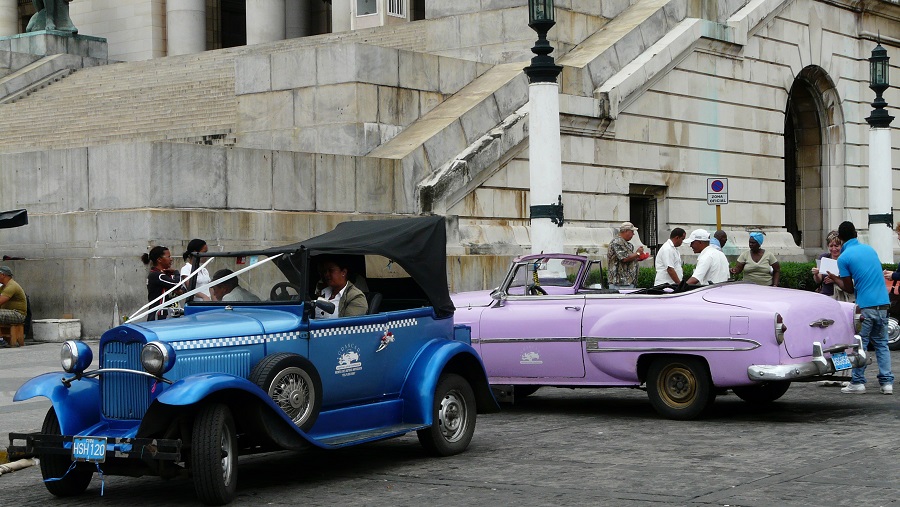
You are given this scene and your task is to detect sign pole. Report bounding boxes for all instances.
[716,205,722,231]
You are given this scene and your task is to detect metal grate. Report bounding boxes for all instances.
[102,341,152,420]
[388,0,406,17]
[630,195,658,255]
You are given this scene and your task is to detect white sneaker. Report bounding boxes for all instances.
[841,383,866,394]
[881,384,893,395]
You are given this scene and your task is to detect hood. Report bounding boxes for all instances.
[451,289,497,309]
[118,308,303,343]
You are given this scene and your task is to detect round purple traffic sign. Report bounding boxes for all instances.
[710,179,724,192]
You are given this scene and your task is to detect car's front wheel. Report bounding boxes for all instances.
[417,373,476,456]
[732,382,791,404]
[646,357,713,420]
[39,407,93,497]
[249,353,322,431]
[191,403,238,506]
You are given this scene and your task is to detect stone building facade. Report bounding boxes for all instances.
[0,0,897,336]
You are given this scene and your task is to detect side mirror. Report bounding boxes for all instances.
[491,290,507,303]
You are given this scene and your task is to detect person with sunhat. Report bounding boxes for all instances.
[607,221,646,289]
[684,229,729,285]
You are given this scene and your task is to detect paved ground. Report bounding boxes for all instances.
[1,342,898,506]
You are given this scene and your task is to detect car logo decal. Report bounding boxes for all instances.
[520,351,543,364]
[336,344,363,377]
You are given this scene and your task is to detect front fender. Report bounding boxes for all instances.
[155,373,270,406]
[150,372,326,449]
[400,340,498,424]
[13,372,103,435]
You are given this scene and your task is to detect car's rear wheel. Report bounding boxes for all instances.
[732,381,791,404]
[646,357,713,420]
[417,373,476,456]
[39,407,93,497]
[249,353,322,431]
[191,403,237,506]
[887,317,900,351]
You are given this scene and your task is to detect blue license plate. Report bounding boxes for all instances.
[832,352,852,371]
[72,436,107,463]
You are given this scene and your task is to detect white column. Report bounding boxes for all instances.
[868,127,894,262]
[528,81,565,256]
[166,0,206,56]
[247,0,287,45]
[285,0,310,39]
[0,0,18,37]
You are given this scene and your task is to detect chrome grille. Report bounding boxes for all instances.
[102,341,151,420]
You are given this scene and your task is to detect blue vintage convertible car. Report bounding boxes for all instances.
[9,216,498,505]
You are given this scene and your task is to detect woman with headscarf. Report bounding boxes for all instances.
[730,232,781,286]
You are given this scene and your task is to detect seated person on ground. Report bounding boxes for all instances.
[0,265,27,325]
[210,269,261,302]
[314,256,367,319]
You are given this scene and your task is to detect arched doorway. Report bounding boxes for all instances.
[784,66,845,253]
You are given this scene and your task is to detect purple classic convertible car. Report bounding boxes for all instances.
[452,253,867,420]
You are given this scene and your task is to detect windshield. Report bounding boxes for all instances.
[507,258,584,295]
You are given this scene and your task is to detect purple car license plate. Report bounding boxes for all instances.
[832,352,852,371]
[72,436,107,463]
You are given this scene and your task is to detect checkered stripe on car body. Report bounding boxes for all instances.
[172,331,306,350]
[310,318,419,338]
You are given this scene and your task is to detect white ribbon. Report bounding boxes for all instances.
[129,257,215,321]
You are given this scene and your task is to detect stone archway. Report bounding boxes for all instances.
[784,66,845,253]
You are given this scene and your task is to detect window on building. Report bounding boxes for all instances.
[387,0,405,17]
[357,0,377,16]
[629,186,662,256]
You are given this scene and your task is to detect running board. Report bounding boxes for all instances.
[316,423,425,447]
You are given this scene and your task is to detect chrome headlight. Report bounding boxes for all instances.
[141,341,176,376]
[60,340,93,374]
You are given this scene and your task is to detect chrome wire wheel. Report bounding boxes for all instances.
[437,388,469,443]
[888,317,900,350]
[268,366,314,426]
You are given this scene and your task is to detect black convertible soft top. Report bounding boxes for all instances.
[266,215,454,318]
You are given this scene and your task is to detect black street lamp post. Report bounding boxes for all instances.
[524,0,562,84]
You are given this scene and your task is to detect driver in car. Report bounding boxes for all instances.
[314,256,367,319]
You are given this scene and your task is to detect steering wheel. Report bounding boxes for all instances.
[527,284,548,296]
[270,282,303,301]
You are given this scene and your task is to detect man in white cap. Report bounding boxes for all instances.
[607,221,645,289]
[684,229,729,285]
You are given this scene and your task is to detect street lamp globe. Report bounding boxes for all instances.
[869,43,890,92]
[866,42,893,128]
[528,0,555,28]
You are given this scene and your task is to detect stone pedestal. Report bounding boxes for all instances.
[0,31,107,61]
[33,318,82,342]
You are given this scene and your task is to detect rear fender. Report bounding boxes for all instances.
[400,340,499,424]
[13,372,102,435]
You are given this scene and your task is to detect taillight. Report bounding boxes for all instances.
[775,313,787,344]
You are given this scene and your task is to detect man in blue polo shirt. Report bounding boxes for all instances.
[827,221,894,394]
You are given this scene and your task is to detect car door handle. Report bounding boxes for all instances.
[565,306,581,311]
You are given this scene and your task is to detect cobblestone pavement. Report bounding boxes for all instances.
[1,343,898,506]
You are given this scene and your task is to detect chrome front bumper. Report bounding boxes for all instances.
[747,335,867,381]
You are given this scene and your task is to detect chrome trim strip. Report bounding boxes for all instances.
[473,337,584,344]
[586,337,761,352]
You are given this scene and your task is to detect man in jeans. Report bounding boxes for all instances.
[827,221,894,394]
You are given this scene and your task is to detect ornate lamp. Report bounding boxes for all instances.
[525,0,562,83]
[866,43,893,128]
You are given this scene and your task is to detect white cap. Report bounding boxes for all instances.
[685,229,711,243]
